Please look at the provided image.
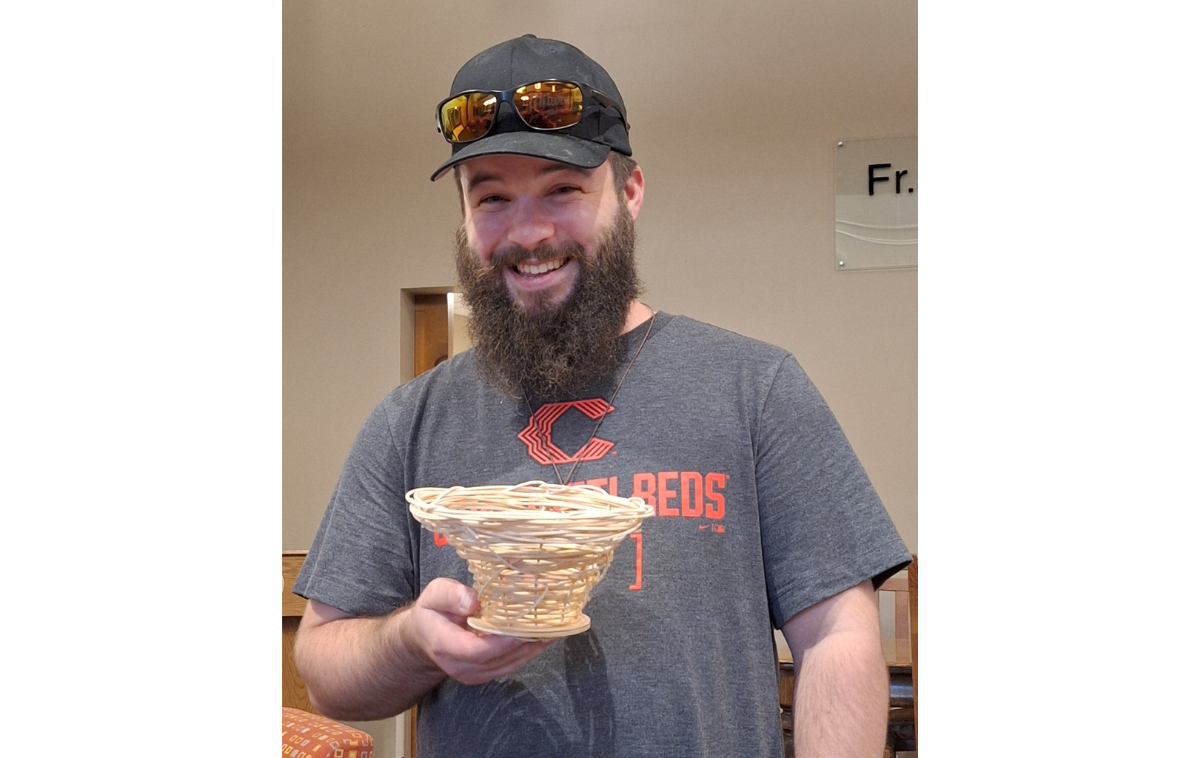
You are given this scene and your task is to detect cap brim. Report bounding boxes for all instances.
[430,131,611,181]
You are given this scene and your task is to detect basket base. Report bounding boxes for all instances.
[467,614,592,640]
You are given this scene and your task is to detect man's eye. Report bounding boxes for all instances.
[551,186,581,196]
[478,194,506,205]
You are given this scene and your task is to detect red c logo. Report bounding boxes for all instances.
[518,399,614,465]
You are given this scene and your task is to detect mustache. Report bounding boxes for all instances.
[486,241,585,271]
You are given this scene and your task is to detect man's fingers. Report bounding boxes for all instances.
[488,639,554,673]
[421,612,526,660]
[468,637,551,671]
[420,616,551,676]
[410,578,554,684]
[448,639,553,685]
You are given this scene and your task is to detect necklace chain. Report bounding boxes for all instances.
[523,310,656,487]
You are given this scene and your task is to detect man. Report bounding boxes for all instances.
[293,34,910,757]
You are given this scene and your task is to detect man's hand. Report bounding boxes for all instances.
[401,577,553,686]
[294,578,551,721]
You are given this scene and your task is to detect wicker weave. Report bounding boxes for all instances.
[407,481,653,639]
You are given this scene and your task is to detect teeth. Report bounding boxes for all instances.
[516,258,566,276]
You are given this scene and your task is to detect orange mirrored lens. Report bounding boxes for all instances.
[513,82,583,129]
[440,92,498,143]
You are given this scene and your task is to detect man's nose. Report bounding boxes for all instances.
[505,198,555,252]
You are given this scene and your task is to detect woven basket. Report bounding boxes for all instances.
[407,481,653,639]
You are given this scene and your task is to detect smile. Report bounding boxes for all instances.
[515,258,567,276]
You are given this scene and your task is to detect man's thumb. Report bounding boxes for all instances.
[419,577,478,616]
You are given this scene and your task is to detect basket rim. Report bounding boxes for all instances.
[406,481,653,522]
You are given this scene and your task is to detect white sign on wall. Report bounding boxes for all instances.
[834,136,917,271]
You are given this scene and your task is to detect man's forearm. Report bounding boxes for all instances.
[791,629,890,757]
[294,607,444,721]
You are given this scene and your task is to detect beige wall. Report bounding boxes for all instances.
[284,1,917,557]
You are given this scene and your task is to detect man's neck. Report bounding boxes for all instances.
[622,300,654,334]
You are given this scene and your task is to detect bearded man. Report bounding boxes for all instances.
[293,35,911,758]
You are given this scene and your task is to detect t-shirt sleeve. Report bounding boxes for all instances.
[291,397,418,618]
[754,355,911,628]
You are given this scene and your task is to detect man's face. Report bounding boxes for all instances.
[453,154,645,398]
[457,154,638,313]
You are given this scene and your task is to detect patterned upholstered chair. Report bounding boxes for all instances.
[282,707,374,758]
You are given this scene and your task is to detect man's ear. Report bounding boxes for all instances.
[621,165,645,221]
[453,164,466,217]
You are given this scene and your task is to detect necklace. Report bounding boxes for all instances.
[523,310,656,487]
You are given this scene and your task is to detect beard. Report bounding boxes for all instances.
[454,202,643,399]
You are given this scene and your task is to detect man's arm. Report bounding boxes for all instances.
[294,578,551,721]
[781,580,890,758]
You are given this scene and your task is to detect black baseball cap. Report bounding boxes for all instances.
[430,35,632,182]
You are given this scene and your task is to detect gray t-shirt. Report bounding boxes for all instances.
[294,312,911,758]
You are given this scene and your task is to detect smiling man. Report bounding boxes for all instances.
[292,35,911,758]
[453,154,646,398]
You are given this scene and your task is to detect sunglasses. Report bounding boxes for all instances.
[436,80,627,144]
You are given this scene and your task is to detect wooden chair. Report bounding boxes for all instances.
[285,551,412,755]
[910,556,918,748]
[878,555,917,756]
[778,555,917,758]
[283,550,318,715]
[284,553,375,754]
[879,568,912,665]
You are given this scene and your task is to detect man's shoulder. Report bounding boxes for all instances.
[659,312,793,364]
[379,349,487,412]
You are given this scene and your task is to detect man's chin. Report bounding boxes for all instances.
[502,269,576,314]
[508,292,568,316]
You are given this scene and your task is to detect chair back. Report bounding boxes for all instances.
[878,566,912,665]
